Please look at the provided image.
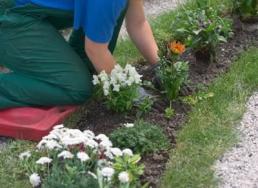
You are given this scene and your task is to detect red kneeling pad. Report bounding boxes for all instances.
[0,106,77,141]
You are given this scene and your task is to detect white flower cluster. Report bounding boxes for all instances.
[93,64,142,96]
[20,124,134,187]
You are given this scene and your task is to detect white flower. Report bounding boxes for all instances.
[29,173,41,187]
[42,134,58,140]
[19,151,31,160]
[113,84,120,92]
[99,140,113,149]
[85,139,98,148]
[53,124,64,130]
[124,123,134,128]
[83,130,95,139]
[110,148,123,157]
[92,75,100,85]
[99,71,109,82]
[36,157,52,165]
[101,167,115,178]
[122,149,133,156]
[104,150,114,159]
[77,152,90,162]
[62,137,84,146]
[96,134,109,142]
[58,150,74,159]
[103,89,109,96]
[37,139,62,150]
[45,140,62,150]
[118,171,130,183]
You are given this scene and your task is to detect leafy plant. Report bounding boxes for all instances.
[93,64,142,113]
[164,105,175,119]
[181,92,215,106]
[135,97,154,118]
[113,154,144,187]
[109,121,170,155]
[158,58,189,101]
[18,125,144,188]
[171,7,233,63]
[234,0,258,20]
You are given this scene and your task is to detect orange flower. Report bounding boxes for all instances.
[169,41,186,55]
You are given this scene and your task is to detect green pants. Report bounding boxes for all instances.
[0,1,126,109]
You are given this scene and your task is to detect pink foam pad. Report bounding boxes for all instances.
[0,106,77,141]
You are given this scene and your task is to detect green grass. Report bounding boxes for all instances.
[161,47,258,188]
[0,141,34,188]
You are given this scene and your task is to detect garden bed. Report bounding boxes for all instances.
[65,18,258,187]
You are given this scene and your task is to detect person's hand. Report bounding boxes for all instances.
[143,63,162,90]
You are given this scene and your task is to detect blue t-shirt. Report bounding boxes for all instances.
[16,0,127,43]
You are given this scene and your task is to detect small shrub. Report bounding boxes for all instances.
[92,64,142,113]
[157,58,189,101]
[171,7,233,63]
[109,121,170,155]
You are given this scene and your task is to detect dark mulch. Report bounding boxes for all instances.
[68,18,258,187]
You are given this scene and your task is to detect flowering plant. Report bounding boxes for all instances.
[18,125,144,188]
[169,41,186,56]
[93,64,142,112]
[171,7,233,63]
[157,57,189,101]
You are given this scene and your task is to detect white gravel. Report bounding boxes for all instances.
[215,93,258,188]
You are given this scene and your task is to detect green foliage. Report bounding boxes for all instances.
[42,164,98,188]
[181,92,215,106]
[234,0,258,19]
[135,97,154,118]
[113,154,144,187]
[164,106,175,119]
[158,58,189,101]
[171,7,233,62]
[109,121,170,155]
[105,85,139,113]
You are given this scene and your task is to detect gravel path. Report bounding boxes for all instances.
[215,93,258,188]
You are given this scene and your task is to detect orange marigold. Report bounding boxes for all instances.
[169,41,186,55]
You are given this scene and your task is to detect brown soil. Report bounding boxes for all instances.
[68,18,258,187]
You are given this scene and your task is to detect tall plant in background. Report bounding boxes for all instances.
[171,7,233,63]
[234,0,258,21]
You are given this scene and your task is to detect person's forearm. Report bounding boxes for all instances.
[87,48,116,74]
[85,39,116,74]
[127,20,159,65]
